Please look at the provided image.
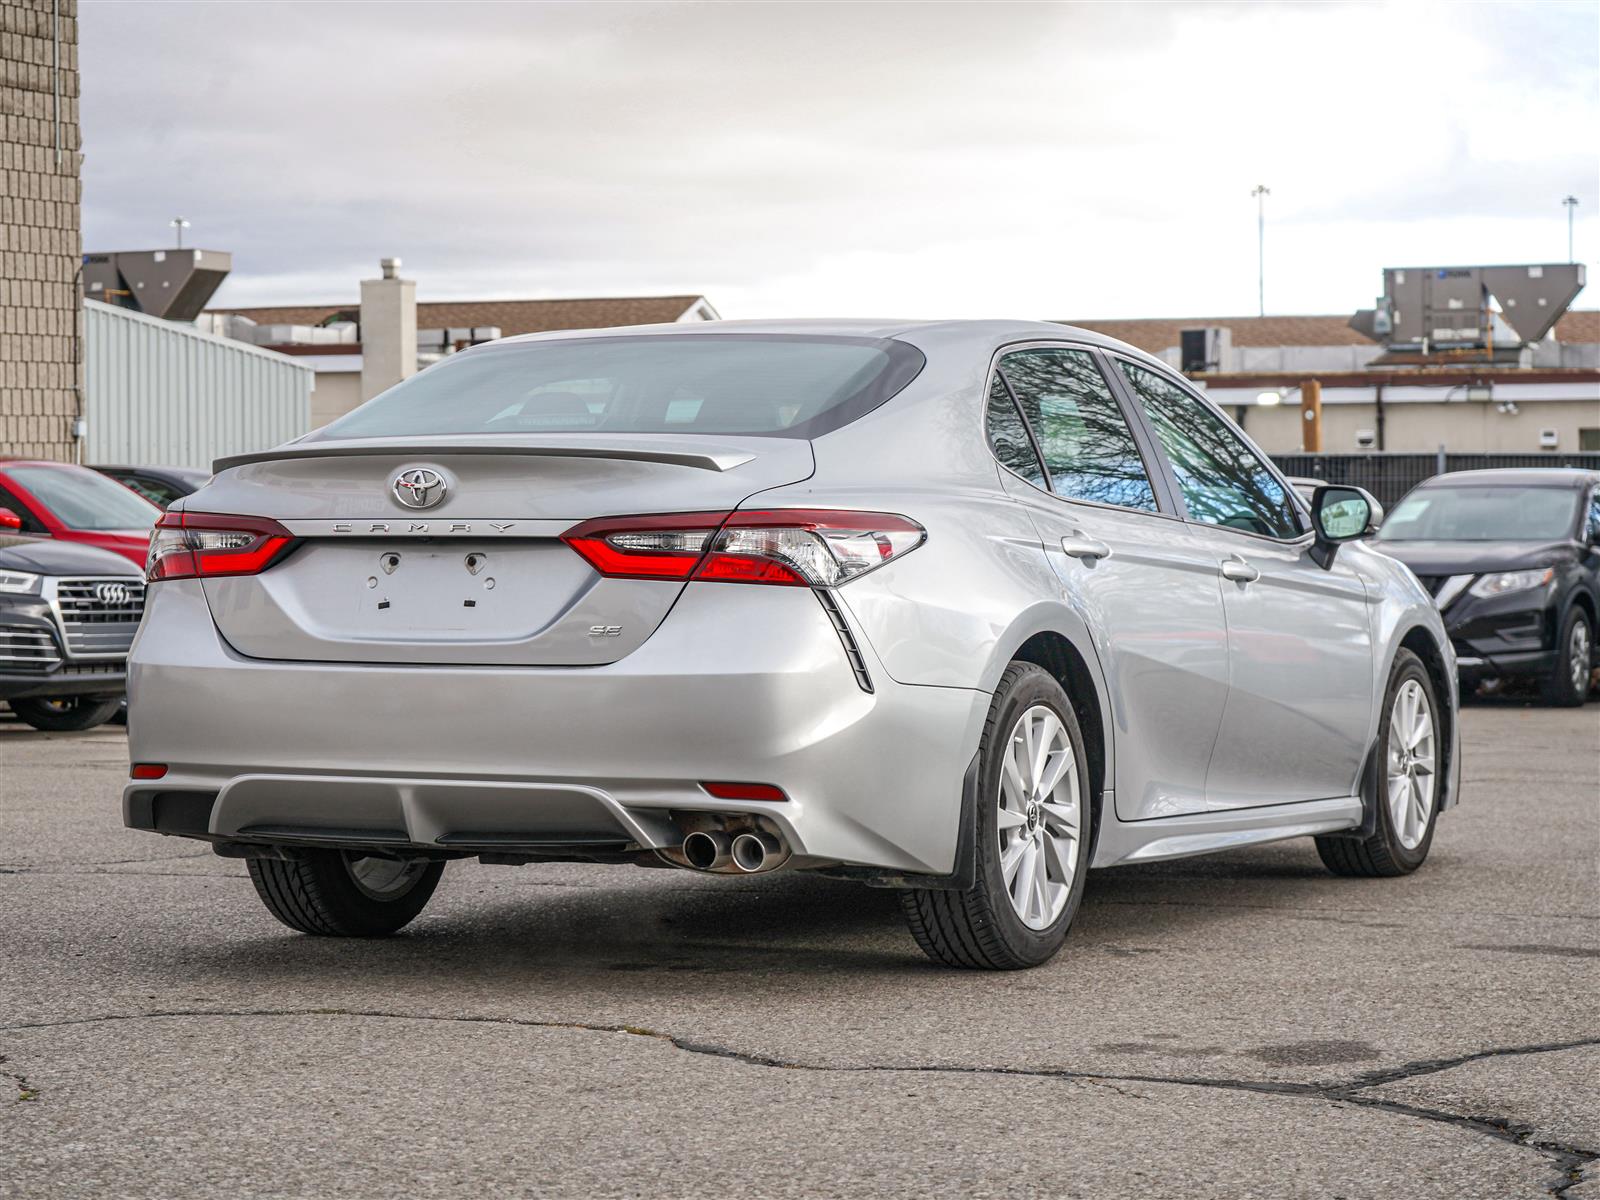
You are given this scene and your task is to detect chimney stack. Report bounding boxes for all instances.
[360,257,416,401]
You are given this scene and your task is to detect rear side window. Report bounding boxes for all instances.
[995,349,1158,512]
[317,335,925,441]
[119,475,184,508]
[1117,361,1301,539]
[985,375,1047,489]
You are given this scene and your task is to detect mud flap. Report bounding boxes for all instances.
[1325,737,1382,841]
[856,750,980,891]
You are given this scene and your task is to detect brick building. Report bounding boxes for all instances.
[0,0,79,461]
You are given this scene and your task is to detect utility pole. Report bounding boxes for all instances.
[1300,378,1323,453]
[1252,184,1270,317]
[170,216,190,249]
[1563,195,1579,263]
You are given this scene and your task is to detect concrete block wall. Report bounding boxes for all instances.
[0,0,80,461]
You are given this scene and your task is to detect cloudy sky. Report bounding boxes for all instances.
[81,1,1598,321]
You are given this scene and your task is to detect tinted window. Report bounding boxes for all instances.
[119,475,183,507]
[1378,485,1581,543]
[1588,489,1600,539]
[1117,361,1300,538]
[985,375,1046,489]
[318,335,924,441]
[998,349,1157,512]
[7,465,160,531]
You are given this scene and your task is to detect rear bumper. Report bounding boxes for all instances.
[124,580,989,875]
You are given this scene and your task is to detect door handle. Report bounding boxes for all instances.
[1061,532,1112,561]
[1220,557,1260,583]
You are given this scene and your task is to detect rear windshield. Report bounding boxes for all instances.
[1378,484,1580,542]
[9,464,160,532]
[317,334,925,441]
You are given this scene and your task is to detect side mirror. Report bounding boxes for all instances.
[1309,485,1382,569]
[0,507,22,532]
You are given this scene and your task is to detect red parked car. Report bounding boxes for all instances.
[0,460,159,567]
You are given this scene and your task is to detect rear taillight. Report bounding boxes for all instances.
[146,512,297,583]
[562,509,924,588]
[560,511,730,581]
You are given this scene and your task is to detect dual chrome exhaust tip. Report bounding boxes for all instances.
[681,828,787,874]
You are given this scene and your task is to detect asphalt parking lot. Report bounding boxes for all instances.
[1,699,1596,1199]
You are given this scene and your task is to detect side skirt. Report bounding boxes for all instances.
[1090,795,1363,868]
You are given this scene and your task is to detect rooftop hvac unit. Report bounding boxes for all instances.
[1351,263,1585,363]
[81,249,233,323]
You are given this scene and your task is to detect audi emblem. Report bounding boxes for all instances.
[95,582,131,605]
[393,467,448,510]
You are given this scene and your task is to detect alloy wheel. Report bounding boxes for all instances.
[343,853,429,900]
[1386,679,1436,850]
[997,704,1081,930]
[1570,618,1591,695]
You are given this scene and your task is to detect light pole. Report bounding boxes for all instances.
[1251,184,1270,317]
[1563,195,1579,263]
[170,216,190,249]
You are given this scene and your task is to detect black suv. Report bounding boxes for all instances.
[1375,468,1600,706]
[0,535,145,730]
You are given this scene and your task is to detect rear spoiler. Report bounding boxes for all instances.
[212,441,757,474]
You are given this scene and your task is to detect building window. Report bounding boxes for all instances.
[1580,428,1600,452]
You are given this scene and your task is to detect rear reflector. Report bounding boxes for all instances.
[130,763,168,780]
[563,509,924,588]
[701,781,788,802]
[147,512,297,583]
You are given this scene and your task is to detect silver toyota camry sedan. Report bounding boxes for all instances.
[124,320,1460,969]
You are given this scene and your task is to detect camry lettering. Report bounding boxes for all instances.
[324,522,520,535]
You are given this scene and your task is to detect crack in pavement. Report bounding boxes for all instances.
[3,1008,1595,1192]
[0,1054,40,1102]
[1092,897,1600,922]
[0,853,220,876]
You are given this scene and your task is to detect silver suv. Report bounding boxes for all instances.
[124,320,1459,969]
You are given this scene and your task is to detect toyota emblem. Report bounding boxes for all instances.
[95,581,130,605]
[393,467,448,509]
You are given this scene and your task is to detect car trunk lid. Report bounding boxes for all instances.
[192,435,814,665]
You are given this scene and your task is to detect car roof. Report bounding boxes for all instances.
[492,317,1168,364]
[1419,468,1600,489]
[94,465,210,479]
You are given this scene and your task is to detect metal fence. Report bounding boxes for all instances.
[1270,452,1600,508]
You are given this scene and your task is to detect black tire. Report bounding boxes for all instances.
[247,850,444,936]
[1316,648,1440,878]
[901,662,1094,970]
[1541,607,1592,708]
[9,695,123,732]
